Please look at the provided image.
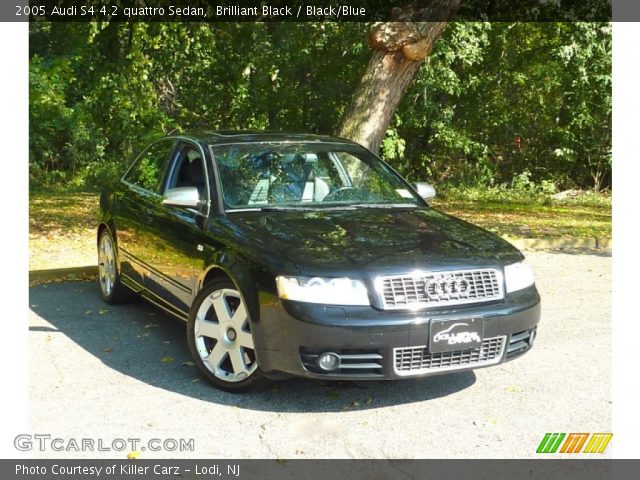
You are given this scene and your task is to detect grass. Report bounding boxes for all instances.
[431,198,611,239]
[29,186,612,271]
[29,187,99,270]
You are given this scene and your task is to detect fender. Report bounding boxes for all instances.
[97,189,118,247]
[199,248,263,324]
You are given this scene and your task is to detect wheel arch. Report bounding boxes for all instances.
[97,220,116,246]
[97,220,125,276]
[198,251,261,323]
[97,223,108,246]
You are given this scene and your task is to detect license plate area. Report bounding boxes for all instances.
[429,318,484,354]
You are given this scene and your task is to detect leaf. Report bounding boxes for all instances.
[98,309,109,314]
[144,324,159,329]
[127,451,140,459]
[181,361,195,367]
[326,390,340,400]
[160,356,174,363]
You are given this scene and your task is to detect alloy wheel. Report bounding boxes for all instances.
[193,288,258,382]
[98,233,116,298]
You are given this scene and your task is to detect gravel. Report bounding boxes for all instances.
[28,251,611,459]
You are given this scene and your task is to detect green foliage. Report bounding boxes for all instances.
[390,22,611,192]
[29,22,611,191]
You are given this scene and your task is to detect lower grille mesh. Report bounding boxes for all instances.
[394,336,506,375]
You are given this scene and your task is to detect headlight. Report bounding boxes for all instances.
[276,276,370,306]
[504,261,535,293]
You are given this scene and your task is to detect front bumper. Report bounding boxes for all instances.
[252,286,540,380]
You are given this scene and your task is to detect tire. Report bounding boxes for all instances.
[97,229,136,305]
[187,279,267,392]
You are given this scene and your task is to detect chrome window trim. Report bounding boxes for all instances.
[374,268,505,311]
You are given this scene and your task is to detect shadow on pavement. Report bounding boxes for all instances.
[29,281,476,413]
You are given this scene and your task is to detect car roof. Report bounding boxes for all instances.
[167,130,363,147]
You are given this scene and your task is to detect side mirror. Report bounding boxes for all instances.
[162,187,201,209]
[413,182,436,200]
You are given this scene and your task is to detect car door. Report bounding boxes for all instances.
[117,139,177,286]
[141,140,214,314]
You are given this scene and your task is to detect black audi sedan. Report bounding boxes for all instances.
[97,131,540,392]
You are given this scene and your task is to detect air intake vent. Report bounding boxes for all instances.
[394,336,506,375]
[507,328,536,359]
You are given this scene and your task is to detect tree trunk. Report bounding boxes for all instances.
[336,1,460,152]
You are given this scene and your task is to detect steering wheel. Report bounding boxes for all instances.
[322,186,357,202]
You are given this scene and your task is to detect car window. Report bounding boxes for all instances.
[124,140,174,193]
[212,143,421,210]
[164,144,207,201]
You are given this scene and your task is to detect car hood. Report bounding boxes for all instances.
[221,207,523,275]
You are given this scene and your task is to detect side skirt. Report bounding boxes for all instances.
[122,273,189,322]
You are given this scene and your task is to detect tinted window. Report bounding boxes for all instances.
[165,145,207,201]
[125,140,174,193]
[212,143,421,210]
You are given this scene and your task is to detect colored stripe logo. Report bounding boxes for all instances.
[537,433,612,454]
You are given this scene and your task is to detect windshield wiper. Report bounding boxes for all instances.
[260,206,317,212]
[350,203,418,209]
[228,203,417,213]
[227,206,317,213]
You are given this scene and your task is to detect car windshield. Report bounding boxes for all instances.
[211,142,422,211]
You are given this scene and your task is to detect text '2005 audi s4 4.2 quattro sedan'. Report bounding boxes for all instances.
[97,131,540,392]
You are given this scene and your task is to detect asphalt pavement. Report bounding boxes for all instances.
[27,251,611,458]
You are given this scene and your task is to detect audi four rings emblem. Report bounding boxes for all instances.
[425,275,471,300]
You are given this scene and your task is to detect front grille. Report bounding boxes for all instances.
[376,268,503,310]
[393,336,506,376]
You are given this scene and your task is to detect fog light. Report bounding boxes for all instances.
[317,352,340,371]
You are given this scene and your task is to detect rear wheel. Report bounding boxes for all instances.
[97,229,135,304]
[187,279,266,392]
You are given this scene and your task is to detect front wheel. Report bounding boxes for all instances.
[97,229,135,304]
[187,279,266,392]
